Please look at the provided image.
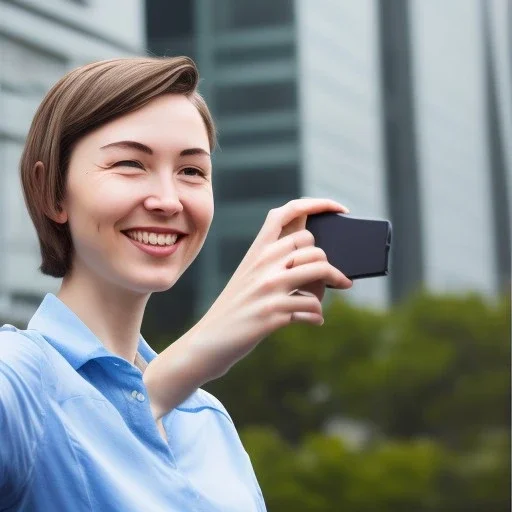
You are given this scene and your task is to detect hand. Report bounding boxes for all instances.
[190,198,353,378]
[144,198,352,418]
[277,198,350,303]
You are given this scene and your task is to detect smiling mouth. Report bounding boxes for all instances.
[121,230,185,247]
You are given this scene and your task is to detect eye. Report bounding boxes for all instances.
[114,160,144,169]
[181,167,206,178]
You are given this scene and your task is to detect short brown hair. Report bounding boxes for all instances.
[20,56,216,278]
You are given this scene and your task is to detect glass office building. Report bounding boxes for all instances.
[1,0,509,328]
[0,0,145,322]
[147,0,389,331]
[147,0,510,332]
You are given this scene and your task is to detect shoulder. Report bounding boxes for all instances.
[175,387,233,423]
[0,325,52,385]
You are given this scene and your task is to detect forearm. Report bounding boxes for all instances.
[142,318,245,421]
[143,198,351,422]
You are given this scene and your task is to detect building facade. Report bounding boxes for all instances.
[0,0,145,322]
[147,0,511,333]
[2,0,509,328]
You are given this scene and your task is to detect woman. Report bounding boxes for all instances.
[0,56,352,511]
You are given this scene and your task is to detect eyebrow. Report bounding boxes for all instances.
[100,140,210,157]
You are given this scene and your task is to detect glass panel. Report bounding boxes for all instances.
[215,82,296,115]
[216,165,299,201]
[214,0,293,30]
[216,44,295,65]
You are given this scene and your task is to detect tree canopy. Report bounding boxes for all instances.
[201,290,510,511]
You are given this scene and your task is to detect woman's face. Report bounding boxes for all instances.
[58,93,214,295]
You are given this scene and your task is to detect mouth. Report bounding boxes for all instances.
[121,230,186,258]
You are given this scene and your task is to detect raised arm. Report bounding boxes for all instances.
[143,198,353,421]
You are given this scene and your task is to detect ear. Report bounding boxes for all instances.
[53,204,68,225]
[34,161,68,224]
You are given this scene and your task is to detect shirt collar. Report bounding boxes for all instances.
[28,293,157,370]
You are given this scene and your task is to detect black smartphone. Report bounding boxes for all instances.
[305,212,392,280]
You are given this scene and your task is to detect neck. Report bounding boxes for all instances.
[57,267,150,365]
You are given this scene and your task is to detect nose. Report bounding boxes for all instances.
[143,177,183,215]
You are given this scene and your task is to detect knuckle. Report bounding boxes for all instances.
[260,275,280,294]
[266,208,278,220]
[287,199,303,214]
[257,246,272,265]
[303,229,316,245]
[271,312,290,330]
[314,247,327,261]
[297,229,315,245]
[309,301,322,315]
[319,262,333,277]
[259,298,278,318]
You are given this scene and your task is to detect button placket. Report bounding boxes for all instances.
[131,389,146,402]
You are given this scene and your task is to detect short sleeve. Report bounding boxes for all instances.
[0,329,48,508]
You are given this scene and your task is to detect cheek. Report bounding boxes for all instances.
[67,179,138,237]
[93,178,139,212]
[195,192,214,230]
[181,186,214,227]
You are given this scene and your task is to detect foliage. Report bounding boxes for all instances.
[202,290,511,511]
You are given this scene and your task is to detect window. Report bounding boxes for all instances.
[216,165,299,201]
[216,45,295,66]
[146,0,193,38]
[219,127,298,148]
[216,82,296,115]
[214,0,294,30]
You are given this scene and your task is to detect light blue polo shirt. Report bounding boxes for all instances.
[0,293,266,511]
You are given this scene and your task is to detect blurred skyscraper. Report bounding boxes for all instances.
[1,0,509,330]
[0,0,145,322]
[146,0,511,331]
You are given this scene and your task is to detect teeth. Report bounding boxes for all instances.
[126,231,179,246]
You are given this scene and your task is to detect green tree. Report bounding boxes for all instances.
[202,290,510,510]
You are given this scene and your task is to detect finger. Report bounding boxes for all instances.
[290,280,326,303]
[290,312,324,326]
[261,229,315,263]
[280,294,322,316]
[256,198,349,245]
[265,296,324,329]
[279,215,307,239]
[283,245,328,303]
[281,199,350,239]
[284,246,327,270]
[285,261,353,290]
[270,311,324,330]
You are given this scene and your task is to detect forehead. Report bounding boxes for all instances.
[88,94,210,152]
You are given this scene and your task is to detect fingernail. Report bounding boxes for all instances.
[320,317,325,326]
[295,289,316,297]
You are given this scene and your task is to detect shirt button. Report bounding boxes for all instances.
[131,390,146,402]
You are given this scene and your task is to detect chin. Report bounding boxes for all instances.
[145,278,179,294]
[120,272,180,295]
[150,280,178,293]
